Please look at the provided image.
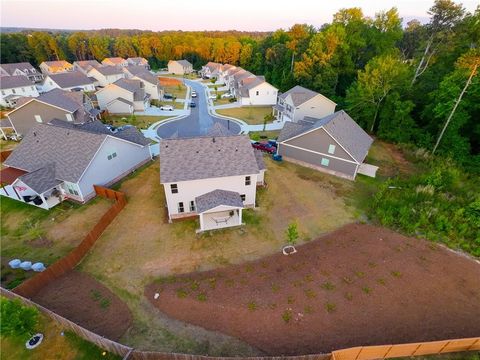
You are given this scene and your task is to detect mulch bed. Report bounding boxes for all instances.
[146,223,480,355]
[32,270,132,341]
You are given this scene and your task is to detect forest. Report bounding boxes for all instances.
[2,1,477,173]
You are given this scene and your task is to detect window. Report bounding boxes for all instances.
[12,89,16,94]
[189,201,195,212]
[21,87,25,92]
[1,91,4,96]
[66,183,79,196]
[170,184,178,194]
[34,115,42,123]
[178,202,184,213]
[66,113,74,122]
[328,144,336,154]
[256,91,259,96]
[31,86,35,91]
[321,158,330,167]
[245,176,251,186]
[49,81,53,85]
[107,152,117,160]
[240,194,246,202]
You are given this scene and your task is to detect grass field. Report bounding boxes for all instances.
[163,84,188,100]
[0,139,18,151]
[0,197,110,289]
[216,106,274,125]
[0,298,121,360]
[249,130,281,141]
[103,115,174,129]
[80,156,355,354]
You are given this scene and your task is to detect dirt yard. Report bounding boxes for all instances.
[32,271,132,341]
[79,157,354,354]
[146,223,480,355]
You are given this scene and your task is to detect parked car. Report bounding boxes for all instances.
[252,141,276,154]
[191,92,197,98]
[163,93,174,99]
[160,105,174,111]
[208,94,217,100]
[221,93,233,99]
[190,102,196,108]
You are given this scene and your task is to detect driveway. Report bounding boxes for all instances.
[156,80,241,138]
[136,106,187,117]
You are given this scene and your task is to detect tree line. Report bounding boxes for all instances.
[1,0,479,169]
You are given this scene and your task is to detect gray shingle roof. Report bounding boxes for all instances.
[195,189,243,213]
[0,75,34,89]
[74,60,101,71]
[47,71,93,88]
[253,149,266,171]
[278,110,373,163]
[29,88,83,112]
[124,65,148,76]
[133,71,158,85]
[114,126,151,146]
[96,66,124,76]
[160,135,261,183]
[18,163,62,193]
[103,57,126,65]
[1,62,37,76]
[174,60,192,67]
[279,85,320,106]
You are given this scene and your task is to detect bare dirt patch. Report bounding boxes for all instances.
[32,271,132,341]
[146,223,480,356]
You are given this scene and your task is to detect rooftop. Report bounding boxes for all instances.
[0,75,34,89]
[47,71,93,88]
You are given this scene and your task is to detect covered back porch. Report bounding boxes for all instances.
[195,189,244,233]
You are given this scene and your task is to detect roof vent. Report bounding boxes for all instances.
[33,131,36,137]
[212,137,216,143]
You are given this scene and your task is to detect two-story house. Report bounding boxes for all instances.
[39,60,74,75]
[167,60,193,75]
[160,135,266,232]
[96,78,150,114]
[276,110,375,180]
[201,62,223,79]
[102,57,129,67]
[41,71,96,92]
[127,57,150,69]
[73,60,102,74]
[131,71,162,100]
[0,75,39,107]
[236,76,278,106]
[0,120,152,209]
[0,62,44,83]
[7,88,99,136]
[273,85,336,123]
[87,66,125,87]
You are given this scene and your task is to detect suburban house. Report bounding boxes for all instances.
[123,65,149,78]
[73,60,102,74]
[160,135,266,232]
[201,62,223,78]
[41,71,96,92]
[87,66,125,87]
[276,110,375,180]
[96,78,150,114]
[131,71,162,100]
[0,62,44,83]
[0,75,39,107]
[39,60,74,75]
[236,76,278,106]
[127,57,150,69]
[102,57,129,67]
[223,67,246,89]
[7,88,99,136]
[0,120,152,209]
[273,85,337,123]
[167,60,193,75]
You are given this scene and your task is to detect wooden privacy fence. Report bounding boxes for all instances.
[1,288,132,357]
[13,186,127,298]
[331,338,480,360]
[0,150,12,162]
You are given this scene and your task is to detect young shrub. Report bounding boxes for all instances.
[197,293,207,302]
[285,221,299,246]
[325,302,336,313]
[282,310,292,323]
[304,289,316,298]
[0,298,39,339]
[321,282,336,291]
[247,301,257,311]
[176,288,188,298]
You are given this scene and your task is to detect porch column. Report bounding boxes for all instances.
[238,208,243,225]
[199,213,205,231]
[39,193,49,209]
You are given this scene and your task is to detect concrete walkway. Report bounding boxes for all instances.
[136,106,188,117]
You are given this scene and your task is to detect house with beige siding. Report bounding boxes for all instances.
[167,60,193,75]
[273,85,337,123]
[0,62,44,83]
[160,135,266,232]
[102,57,129,67]
[7,88,99,136]
[73,60,102,75]
[42,71,96,92]
[276,110,375,180]
[39,60,73,75]
[87,66,125,87]
[0,120,152,209]
[96,78,150,114]
[0,75,39,107]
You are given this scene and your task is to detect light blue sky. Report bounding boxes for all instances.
[1,0,478,31]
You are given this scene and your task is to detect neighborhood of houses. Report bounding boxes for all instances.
[0,58,374,231]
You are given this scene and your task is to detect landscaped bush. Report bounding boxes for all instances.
[368,157,479,256]
[0,297,39,339]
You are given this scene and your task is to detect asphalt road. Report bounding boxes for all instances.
[156,79,241,138]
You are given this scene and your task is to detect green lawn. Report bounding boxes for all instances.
[216,106,274,125]
[207,83,225,88]
[163,84,187,99]
[0,139,18,152]
[103,115,174,129]
[249,130,281,141]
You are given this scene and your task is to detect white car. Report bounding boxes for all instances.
[160,105,174,111]
[221,93,233,99]
[208,94,217,100]
[191,92,197,98]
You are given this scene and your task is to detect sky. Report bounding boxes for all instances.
[1,0,478,32]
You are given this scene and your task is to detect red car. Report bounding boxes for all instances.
[252,141,276,154]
